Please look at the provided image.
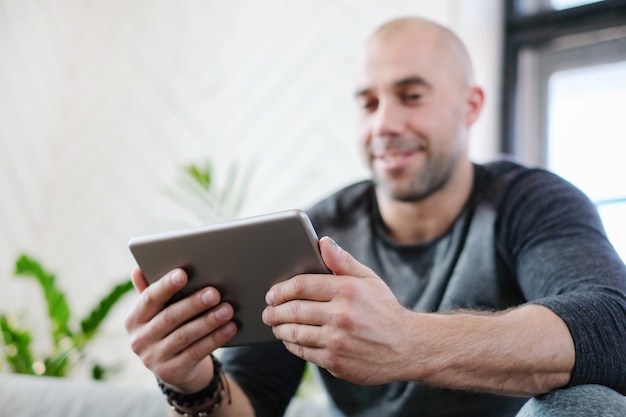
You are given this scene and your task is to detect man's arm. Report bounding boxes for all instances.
[263,237,574,396]
[501,168,626,393]
[402,304,574,395]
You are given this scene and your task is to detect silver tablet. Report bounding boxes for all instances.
[128,209,330,346]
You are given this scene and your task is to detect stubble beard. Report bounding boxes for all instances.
[374,149,461,203]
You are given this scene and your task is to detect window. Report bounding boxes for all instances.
[517,0,605,15]
[503,0,626,259]
[548,62,626,260]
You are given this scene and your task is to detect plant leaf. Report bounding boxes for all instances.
[44,339,76,377]
[0,314,35,375]
[14,255,72,344]
[185,162,212,190]
[92,363,106,380]
[79,279,134,340]
[91,362,122,380]
[170,159,253,223]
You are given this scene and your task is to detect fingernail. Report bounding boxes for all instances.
[329,237,341,253]
[221,322,237,337]
[265,290,275,305]
[214,304,230,321]
[201,288,217,305]
[171,269,184,285]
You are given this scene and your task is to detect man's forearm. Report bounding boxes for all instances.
[402,304,575,396]
[166,374,255,417]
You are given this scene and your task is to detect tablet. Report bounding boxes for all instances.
[128,209,330,346]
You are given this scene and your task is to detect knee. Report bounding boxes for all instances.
[517,384,626,417]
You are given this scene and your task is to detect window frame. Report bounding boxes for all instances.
[501,0,626,158]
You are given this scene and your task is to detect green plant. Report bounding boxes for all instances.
[166,160,254,223]
[296,362,322,398]
[0,254,134,379]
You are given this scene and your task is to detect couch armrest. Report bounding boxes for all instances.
[0,374,167,417]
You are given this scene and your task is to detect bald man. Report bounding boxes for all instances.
[125,17,626,417]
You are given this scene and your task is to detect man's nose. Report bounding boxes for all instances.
[370,99,405,137]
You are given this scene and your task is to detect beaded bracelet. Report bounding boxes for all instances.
[157,354,231,417]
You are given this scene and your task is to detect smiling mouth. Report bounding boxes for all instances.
[370,137,425,160]
[372,149,422,172]
[377,150,417,162]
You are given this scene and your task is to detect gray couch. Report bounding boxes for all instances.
[0,373,328,417]
[0,374,167,417]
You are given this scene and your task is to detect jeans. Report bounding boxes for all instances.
[516,384,626,417]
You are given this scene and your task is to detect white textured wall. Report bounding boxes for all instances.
[0,0,502,385]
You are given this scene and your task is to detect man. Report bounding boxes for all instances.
[125,17,626,417]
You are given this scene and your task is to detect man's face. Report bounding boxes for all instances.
[355,29,472,202]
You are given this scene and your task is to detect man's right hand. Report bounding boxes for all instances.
[124,267,237,393]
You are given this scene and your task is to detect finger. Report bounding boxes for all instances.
[160,302,237,359]
[131,266,149,293]
[133,268,188,324]
[282,340,324,365]
[152,319,237,389]
[145,285,223,343]
[266,274,337,306]
[125,268,186,331]
[127,290,235,369]
[263,300,329,326]
[320,236,378,278]
[271,323,324,348]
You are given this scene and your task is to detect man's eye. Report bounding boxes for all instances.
[404,93,422,102]
[360,99,378,111]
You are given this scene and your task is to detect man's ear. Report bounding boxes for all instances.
[464,85,485,127]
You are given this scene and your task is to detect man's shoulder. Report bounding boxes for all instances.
[475,158,597,226]
[477,158,534,184]
[475,158,571,201]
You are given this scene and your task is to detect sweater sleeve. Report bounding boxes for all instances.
[220,342,306,417]
[498,168,626,394]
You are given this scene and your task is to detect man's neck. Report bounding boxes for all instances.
[376,161,474,245]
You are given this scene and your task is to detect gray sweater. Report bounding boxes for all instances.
[222,161,626,417]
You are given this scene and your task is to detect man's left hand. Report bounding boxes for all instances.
[262,236,415,385]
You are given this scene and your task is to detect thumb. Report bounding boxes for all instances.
[319,236,378,279]
[131,266,149,293]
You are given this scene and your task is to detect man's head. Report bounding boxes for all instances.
[355,17,484,203]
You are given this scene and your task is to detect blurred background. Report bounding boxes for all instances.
[0,0,624,386]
